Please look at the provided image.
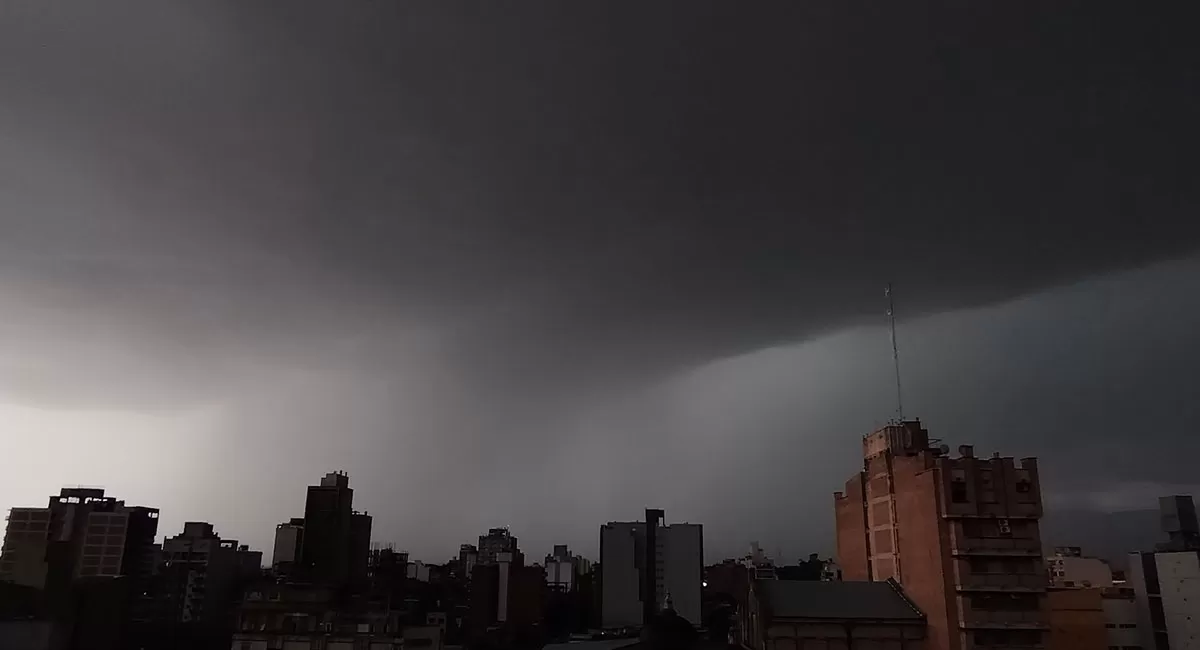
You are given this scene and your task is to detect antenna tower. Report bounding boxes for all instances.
[885,283,904,422]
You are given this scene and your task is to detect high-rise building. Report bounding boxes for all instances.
[834,420,1047,650]
[1128,494,1200,650]
[299,471,358,585]
[466,551,544,644]
[160,522,261,624]
[271,518,305,572]
[459,544,479,579]
[478,528,522,566]
[349,511,372,585]
[545,545,577,592]
[600,510,703,628]
[0,488,159,590]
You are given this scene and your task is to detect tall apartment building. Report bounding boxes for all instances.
[478,527,522,566]
[271,518,304,572]
[834,420,1047,650]
[0,488,159,590]
[161,522,261,624]
[544,544,593,592]
[600,511,703,628]
[349,511,373,585]
[299,471,368,585]
[1128,495,1200,650]
[459,544,479,578]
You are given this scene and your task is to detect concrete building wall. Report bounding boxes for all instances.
[1128,552,1156,649]
[835,473,870,582]
[835,423,1048,650]
[1129,550,1200,650]
[0,508,52,588]
[662,523,702,626]
[1157,551,1200,649]
[272,523,302,568]
[1046,588,1107,650]
[77,510,129,578]
[545,559,574,591]
[600,522,643,629]
[764,619,928,650]
[892,453,956,650]
[1102,592,1140,648]
[1049,555,1113,588]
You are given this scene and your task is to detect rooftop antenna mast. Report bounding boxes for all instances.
[885,283,904,422]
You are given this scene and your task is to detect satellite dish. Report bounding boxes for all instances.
[939,444,950,455]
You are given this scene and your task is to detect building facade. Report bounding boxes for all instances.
[600,515,703,628]
[299,471,371,586]
[0,488,159,590]
[1045,587,1107,650]
[1048,546,1114,589]
[458,544,479,579]
[1128,494,1200,650]
[478,528,521,566]
[271,518,304,572]
[834,420,1048,650]
[160,522,261,625]
[1101,587,1140,650]
[1129,550,1200,650]
[742,579,927,650]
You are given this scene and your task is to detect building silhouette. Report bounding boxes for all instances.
[600,510,703,628]
[835,420,1047,650]
[1128,494,1200,650]
[270,518,304,574]
[0,488,159,590]
[298,471,371,586]
[478,527,522,566]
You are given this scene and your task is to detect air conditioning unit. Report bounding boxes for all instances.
[998,519,1011,536]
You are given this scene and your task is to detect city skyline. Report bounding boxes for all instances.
[1,2,1199,567]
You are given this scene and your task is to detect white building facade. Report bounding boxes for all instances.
[1129,550,1200,650]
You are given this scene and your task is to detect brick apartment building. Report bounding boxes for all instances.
[834,420,1048,650]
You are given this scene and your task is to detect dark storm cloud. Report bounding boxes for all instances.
[0,2,1198,558]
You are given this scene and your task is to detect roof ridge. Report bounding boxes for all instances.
[884,578,926,618]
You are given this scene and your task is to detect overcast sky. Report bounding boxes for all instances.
[1,2,1198,563]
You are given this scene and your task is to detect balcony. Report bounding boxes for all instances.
[952,546,1042,558]
[955,573,1046,592]
[959,609,1048,629]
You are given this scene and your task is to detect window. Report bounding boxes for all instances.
[1120,624,1136,629]
[951,478,968,503]
[1016,479,1032,493]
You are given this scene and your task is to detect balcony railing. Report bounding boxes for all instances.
[955,573,1047,592]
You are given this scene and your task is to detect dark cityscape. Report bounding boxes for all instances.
[2,1,1200,649]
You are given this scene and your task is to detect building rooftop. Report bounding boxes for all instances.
[757,579,924,621]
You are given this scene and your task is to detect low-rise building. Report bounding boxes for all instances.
[1047,546,1113,588]
[1101,587,1140,650]
[742,579,927,650]
[231,582,434,650]
[1046,587,1107,650]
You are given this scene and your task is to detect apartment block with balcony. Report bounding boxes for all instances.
[835,420,1049,650]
